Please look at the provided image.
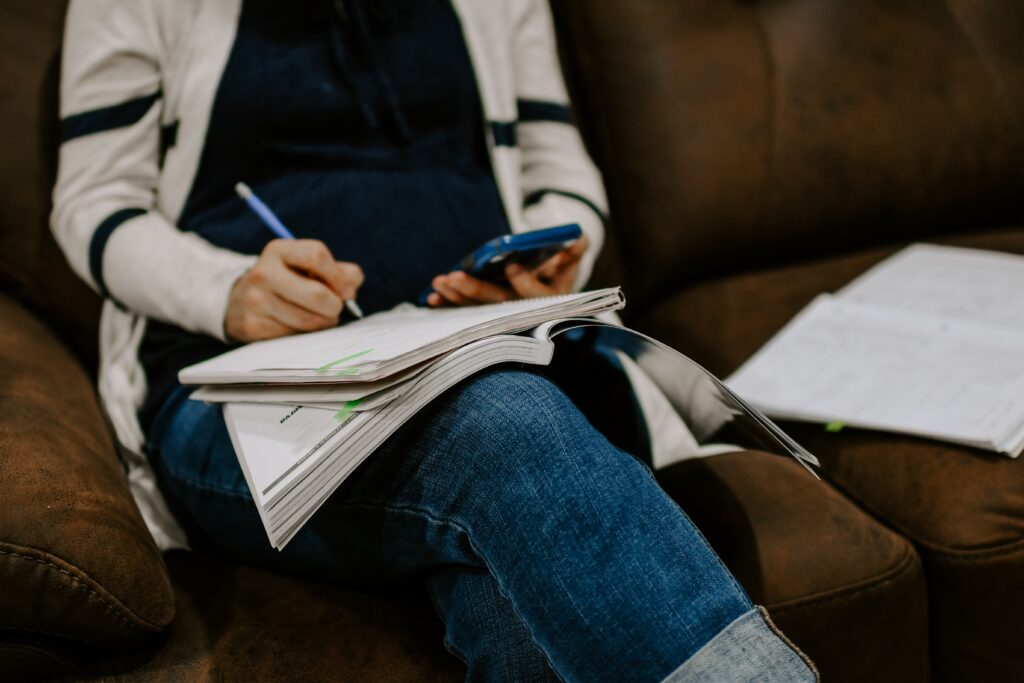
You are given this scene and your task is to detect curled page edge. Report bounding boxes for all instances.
[546,319,820,477]
[229,315,821,550]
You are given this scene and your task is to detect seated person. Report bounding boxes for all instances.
[52,0,816,680]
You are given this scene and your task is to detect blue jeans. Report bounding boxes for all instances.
[148,368,816,682]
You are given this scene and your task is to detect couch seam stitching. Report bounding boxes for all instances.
[0,547,165,632]
[923,537,1024,563]
[766,545,918,615]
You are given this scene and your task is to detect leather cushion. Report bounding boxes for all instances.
[0,294,174,672]
[64,551,463,682]
[660,450,929,683]
[787,426,1024,682]
[639,227,1024,680]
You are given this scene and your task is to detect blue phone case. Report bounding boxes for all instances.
[419,223,582,305]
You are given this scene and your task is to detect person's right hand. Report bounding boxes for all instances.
[224,239,364,342]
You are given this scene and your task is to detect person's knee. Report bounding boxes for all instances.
[438,368,646,507]
[442,369,568,444]
[443,369,596,464]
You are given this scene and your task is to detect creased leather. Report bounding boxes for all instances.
[0,294,174,669]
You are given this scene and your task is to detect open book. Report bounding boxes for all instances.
[182,288,817,549]
[180,289,624,384]
[727,244,1024,456]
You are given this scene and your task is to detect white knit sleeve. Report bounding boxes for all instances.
[51,0,255,342]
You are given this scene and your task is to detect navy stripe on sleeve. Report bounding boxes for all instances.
[525,189,608,228]
[491,121,518,147]
[89,208,147,296]
[516,99,573,124]
[60,91,162,144]
[159,120,179,166]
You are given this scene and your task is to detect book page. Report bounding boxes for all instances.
[614,351,742,469]
[191,360,427,404]
[543,321,818,471]
[180,288,622,384]
[224,403,350,505]
[727,295,1024,450]
[839,244,1024,331]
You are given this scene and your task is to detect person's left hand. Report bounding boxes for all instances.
[427,236,589,307]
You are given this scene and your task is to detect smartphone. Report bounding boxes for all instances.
[420,223,582,304]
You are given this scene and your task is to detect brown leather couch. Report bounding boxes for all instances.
[1,1,1020,681]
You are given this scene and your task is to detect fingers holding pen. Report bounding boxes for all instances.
[272,239,365,300]
[225,239,364,342]
[245,282,337,333]
[232,185,364,334]
[261,258,343,320]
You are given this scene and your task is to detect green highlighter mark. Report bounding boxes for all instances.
[316,348,374,374]
[334,399,363,422]
[824,421,845,433]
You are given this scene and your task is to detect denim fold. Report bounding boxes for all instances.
[662,607,818,683]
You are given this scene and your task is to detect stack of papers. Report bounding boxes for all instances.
[182,287,818,549]
[727,244,1024,456]
[180,289,624,385]
[182,290,626,548]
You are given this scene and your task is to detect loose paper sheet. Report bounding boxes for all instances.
[728,295,1024,453]
[840,243,1024,331]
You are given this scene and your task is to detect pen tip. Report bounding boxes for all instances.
[235,182,252,199]
[346,300,365,319]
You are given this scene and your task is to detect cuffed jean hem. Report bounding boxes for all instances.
[661,607,818,683]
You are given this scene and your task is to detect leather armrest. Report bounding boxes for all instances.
[0,293,173,673]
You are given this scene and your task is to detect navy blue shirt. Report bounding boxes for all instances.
[140,0,510,429]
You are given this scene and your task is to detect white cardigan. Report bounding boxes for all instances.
[53,0,610,549]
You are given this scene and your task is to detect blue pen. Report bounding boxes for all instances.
[235,182,363,319]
